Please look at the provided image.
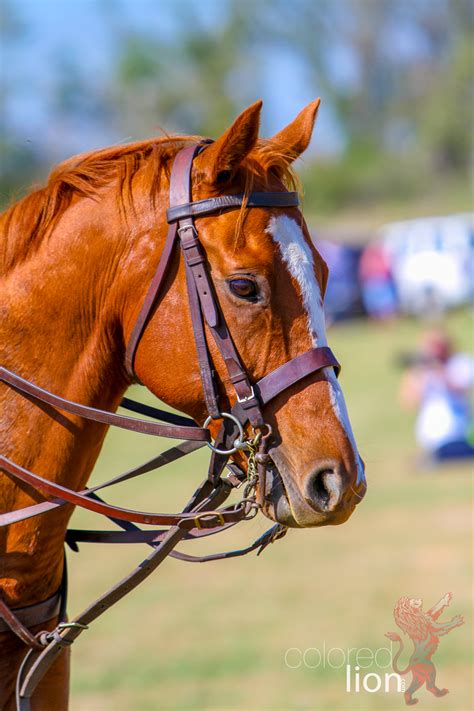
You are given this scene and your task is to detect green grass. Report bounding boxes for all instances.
[69,309,473,710]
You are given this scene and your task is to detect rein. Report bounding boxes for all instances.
[0,142,340,709]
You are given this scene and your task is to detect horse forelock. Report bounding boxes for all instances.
[230,142,301,251]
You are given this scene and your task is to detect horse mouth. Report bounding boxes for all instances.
[259,454,361,528]
[260,462,301,527]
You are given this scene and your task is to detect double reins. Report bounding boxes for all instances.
[0,141,340,709]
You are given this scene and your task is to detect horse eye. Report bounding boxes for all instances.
[229,278,258,299]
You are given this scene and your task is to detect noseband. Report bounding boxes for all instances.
[0,142,340,708]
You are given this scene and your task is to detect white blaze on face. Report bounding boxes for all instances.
[266,214,365,486]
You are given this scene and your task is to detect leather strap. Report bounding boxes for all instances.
[0,367,209,442]
[172,145,220,329]
[15,480,231,708]
[0,597,58,649]
[256,346,340,405]
[184,261,220,418]
[65,522,237,546]
[65,517,286,564]
[167,191,299,223]
[124,222,179,377]
[167,143,263,422]
[0,442,205,530]
[0,455,247,530]
[169,523,288,563]
[119,397,196,427]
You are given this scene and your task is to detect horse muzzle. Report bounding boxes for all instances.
[260,447,366,528]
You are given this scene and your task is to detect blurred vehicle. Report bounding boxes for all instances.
[380,214,474,317]
[398,329,474,463]
[314,238,366,323]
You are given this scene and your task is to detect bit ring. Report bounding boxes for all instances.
[204,412,245,455]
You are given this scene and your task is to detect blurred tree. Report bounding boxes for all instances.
[1,0,472,214]
[416,30,473,172]
[107,1,264,137]
[0,0,43,202]
[106,0,473,167]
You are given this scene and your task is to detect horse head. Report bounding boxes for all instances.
[124,101,366,528]
[0,100,368,709]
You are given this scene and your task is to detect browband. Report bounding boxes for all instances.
[166,191,299,223]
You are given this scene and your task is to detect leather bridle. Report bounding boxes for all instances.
[0,142,340,708]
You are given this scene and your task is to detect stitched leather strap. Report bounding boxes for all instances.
[169,144,263,422]
[184,261,220,417]
[172,145,220,328]
[65,522,237,546]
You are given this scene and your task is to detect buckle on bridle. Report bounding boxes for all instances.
[236,386,256,404]
[194,511,226,530]
[177,224,198,238]
[57,622,89,632]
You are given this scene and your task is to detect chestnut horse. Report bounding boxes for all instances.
[1,100,366,709]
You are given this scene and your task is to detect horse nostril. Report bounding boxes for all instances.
[305,468,344,512]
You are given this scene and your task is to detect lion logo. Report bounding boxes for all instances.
[385,592,464,705]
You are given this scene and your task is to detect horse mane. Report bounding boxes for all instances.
[0,135,298,276]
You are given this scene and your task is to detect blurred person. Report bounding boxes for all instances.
[359,242,398,320]
[399,329,474,463]
[316,239,365,324]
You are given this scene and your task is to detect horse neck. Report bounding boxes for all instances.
[1,190,137,605]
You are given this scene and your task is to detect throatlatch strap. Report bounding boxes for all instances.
[124,220,179,378]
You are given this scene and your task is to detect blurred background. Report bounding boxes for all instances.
[1,1,473,709]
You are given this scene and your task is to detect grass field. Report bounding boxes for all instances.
[69,309,473,711]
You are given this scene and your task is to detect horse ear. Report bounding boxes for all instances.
[198,101,262,185]
[269,99,321,163]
